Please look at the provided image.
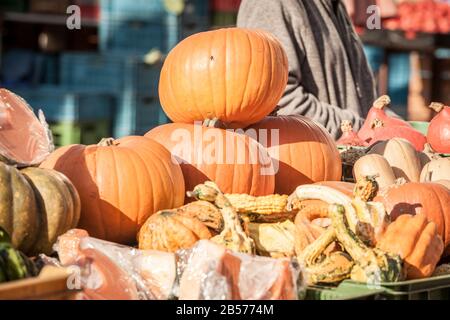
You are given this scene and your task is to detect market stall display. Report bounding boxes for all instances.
[0,23,450,300]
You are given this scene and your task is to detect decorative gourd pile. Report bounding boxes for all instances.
[137,175,447,285]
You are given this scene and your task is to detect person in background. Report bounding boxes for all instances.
[237,0,380,138]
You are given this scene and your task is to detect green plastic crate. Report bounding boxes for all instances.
[408,121,430,135]
[345,274,450,300]
[50,120,111,147]
[305,282,384,300]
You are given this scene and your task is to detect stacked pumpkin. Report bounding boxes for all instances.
[146,27,342,197]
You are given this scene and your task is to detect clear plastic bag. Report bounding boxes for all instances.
[0,89,54,167]
[177,240,306,300]
[52,231,305,300]
[53,229,177,300]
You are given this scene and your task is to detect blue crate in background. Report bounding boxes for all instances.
[100,0,167,19]
[184,0,210,19]
[182,0,210,39]
[14,86,115,122]
[131,61,163,97]
[388,53,410,119]
[99,0,210,54]
[114,92,168,137]
[99,17,178,54]
[60,52,134,93]
[363,45,384,73]
[100,0,182,54]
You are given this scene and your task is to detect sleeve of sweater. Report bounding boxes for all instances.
[237,0,365,137]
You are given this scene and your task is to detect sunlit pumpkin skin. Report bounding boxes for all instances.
[420,158,450,183]
[368,138,422,183]
[434,180,450,190]
[375,182,450,256]
[159,28,289,128]
[0,88,54,167]
[377,214,444,279]
[146,123,275,198]
[427,103,450,154]
[0,163,80,255]
[40,136,185,244]
[247,116,342,195]
[138,210,212,252]
[358,95,413,142]
[369,119,427,152]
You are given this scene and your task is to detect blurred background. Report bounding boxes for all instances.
[0,0,449,147]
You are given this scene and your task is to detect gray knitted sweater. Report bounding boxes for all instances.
[237,0,377,138]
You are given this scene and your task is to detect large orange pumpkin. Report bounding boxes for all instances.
[40,136,185,244]
[247,116,342,194]
[375,182,450,256]
[159,28,289,128]
[145,123,275,197]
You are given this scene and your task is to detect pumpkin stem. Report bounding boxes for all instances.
[394,177,407,186]
[373,95,391,110]
[340,120,353,133]
[371,118,384,129]
[202,118,228,129]
[98,138,118,147]
[429,102,444,113]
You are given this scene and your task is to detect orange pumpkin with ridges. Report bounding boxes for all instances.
[159,28,289,128]
[247,116,342,194]
[146,123,275,198]
[40,136,185,244]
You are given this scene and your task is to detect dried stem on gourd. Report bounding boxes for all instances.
[373,95,391,109]
[340,120,353,133]
[98,138,119,147]
[202,118,228,129]
[371,118,384,129]
[429,102,445,114]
